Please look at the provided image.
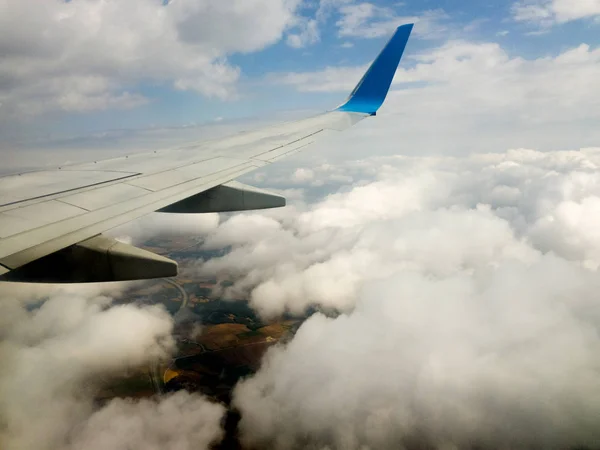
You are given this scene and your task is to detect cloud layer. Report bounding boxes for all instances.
[274,37,600,157]
[185,147,600,448]
[513,0,600,26]
[235,257,600,449]
[0,0,301,118]
[0,283,225,450]
[5,144,600,449]
[198,148,600,315]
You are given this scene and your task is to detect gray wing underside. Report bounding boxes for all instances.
[0,111,367,280]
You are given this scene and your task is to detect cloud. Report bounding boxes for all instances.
[199,148,600,317]
[285,1,446,50]
[108,212,221,246]
[0,0,302,118]
[0,282,225,450]
[270,38,600,156]
[177,146,600,448]
[9,144,600,449]
[336,4,447,39]
[234,256,600,449]
[513,0,600,25]
[285,0,355,48]
[314,0,355,23]
[287,18,321,48]
[66,392,225,450]
[272,64,368,92]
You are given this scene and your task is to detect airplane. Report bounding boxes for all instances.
[0,24,413,283]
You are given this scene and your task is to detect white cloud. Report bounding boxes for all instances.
[337,2,380,36]
[196,148,600,317]
[0,0,302,118]
[234,256,600,449]
[513,0,600,25]
[336,3,447,39]
[291,167,316,182]
[285,0,353,49]
[73,137,600,449]
[108,212,220,246]
[286,1,445,49]
[287,18,321,48]
[0,282,225,450]
[270,38,600,155]
[67,393,224,450]
[273,64,368,92]
[287,0,354,48]
[315,0,356,22]
[179,146,600,448]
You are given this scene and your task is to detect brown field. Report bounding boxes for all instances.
[96,368,155,401]
[196,323,251,350]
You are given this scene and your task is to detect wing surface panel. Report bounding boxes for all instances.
[0,170,139,207]
[0,201,86,238]
[59,184,150,211]
[0,159,262,269]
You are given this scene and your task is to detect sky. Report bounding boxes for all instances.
[5,1,600,449]
[3,0,600,154]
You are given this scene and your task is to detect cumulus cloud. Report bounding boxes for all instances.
[513,0,600,26]
[273,64,368,93]
[0,282,225,450]
[198,149,600,316]
[276,36,600,112]
[287,18,321,48]
[284,1,446,49]
[336,3,448,39]
[234,257,600,449]
[0,0,302,118]
[189,147,600,448]
[108,212,220,246]
[272,38,600,156]
[67,393,224,450]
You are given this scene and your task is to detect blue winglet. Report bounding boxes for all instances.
[336,23,413,115]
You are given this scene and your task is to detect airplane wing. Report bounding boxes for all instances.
[0,24,413,283]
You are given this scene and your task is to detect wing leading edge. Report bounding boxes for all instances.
[0,24,413,283]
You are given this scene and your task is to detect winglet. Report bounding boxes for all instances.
[336,23,413,115]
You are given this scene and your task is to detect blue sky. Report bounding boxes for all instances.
[2,0,600,150]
